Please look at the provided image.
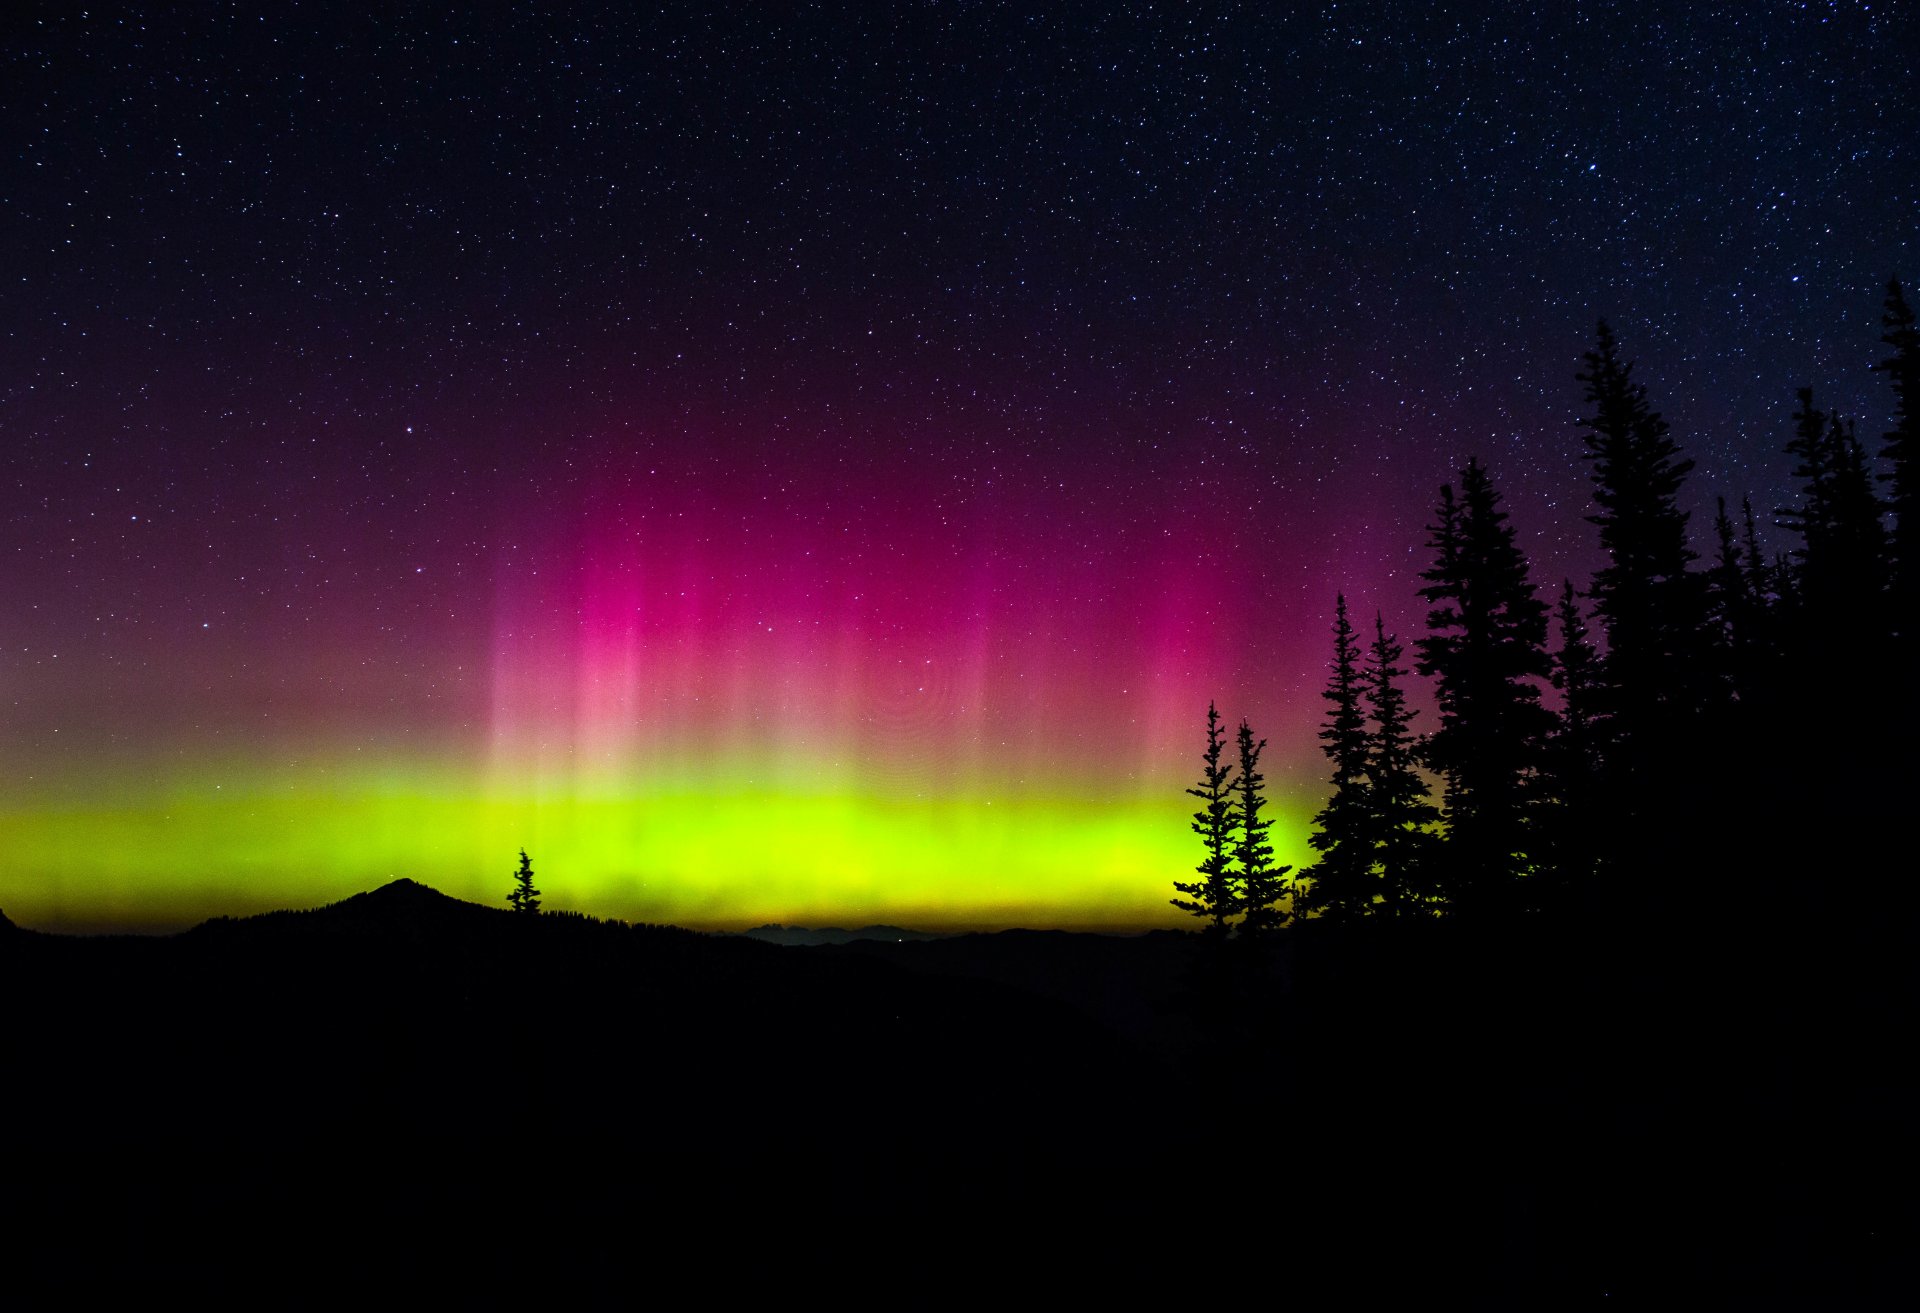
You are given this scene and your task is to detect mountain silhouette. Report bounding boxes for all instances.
[186,875,509,941]
[298,876,497,927]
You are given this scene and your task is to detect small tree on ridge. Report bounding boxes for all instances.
[1173,701,1240,936]
[1235,718,1292,936]
[508,848,542,915]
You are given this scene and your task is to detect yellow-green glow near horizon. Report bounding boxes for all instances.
[5,754,1319,933]
[7,414,1343,935]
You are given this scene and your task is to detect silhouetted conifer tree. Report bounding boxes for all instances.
[1303,595,1375,920]
[1540,581,1605,903]
[1757,358,1900,920]
[1780,390,1887,627]
[1780,388,1832,560]
[1173,702,1240,935]
[1878,277,1920,630]
[1234,719,1292,935]
[1575,321,1705,747]
[1727,494,1784,687]
[1364,613,1440,916]
[1551,583,1604,755]
[1828,415,1889,617]
[1415,458,1554,910]
[508,849,541,915]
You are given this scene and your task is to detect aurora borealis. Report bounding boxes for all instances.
[4,5,1913,931]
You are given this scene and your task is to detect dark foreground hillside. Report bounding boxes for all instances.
[1,882,1912,1302]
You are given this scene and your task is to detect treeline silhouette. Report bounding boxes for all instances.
[1151,285,1916,1302]
[1179,278,1920,930]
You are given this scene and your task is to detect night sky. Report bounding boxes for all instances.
[4,3,1913,931]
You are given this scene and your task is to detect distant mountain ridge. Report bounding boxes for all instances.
[742,923,946,946]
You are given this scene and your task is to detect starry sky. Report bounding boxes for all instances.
[4,3,1913,931]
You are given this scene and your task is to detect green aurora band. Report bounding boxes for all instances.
[5,752,1320,933]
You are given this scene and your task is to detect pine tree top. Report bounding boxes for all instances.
[1576,320,1697,580]
[1318,594,1370,784]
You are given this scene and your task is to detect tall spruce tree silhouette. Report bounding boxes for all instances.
[1773,389,1892,924]
[1550,583,1604,760]
[1574,321,1706,880]
[1780,391,1887,636]
[507,849,541,915]
[1878,277,1919,636]
[1234,719,1292,936]
[1303,595,1375,921]
[1576,322,1704,731]
[1540,581,1605,906]
[1415,458,1553,911]
[1779,387,1833,572]
[1364,613,1439,917]
[1825,414,1888,616]
[1173,701,1240,936]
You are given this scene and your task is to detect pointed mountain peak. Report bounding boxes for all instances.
[323,878,483,922]
[357,877,454,904]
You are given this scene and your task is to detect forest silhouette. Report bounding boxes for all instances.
[4,288,1915,1302]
